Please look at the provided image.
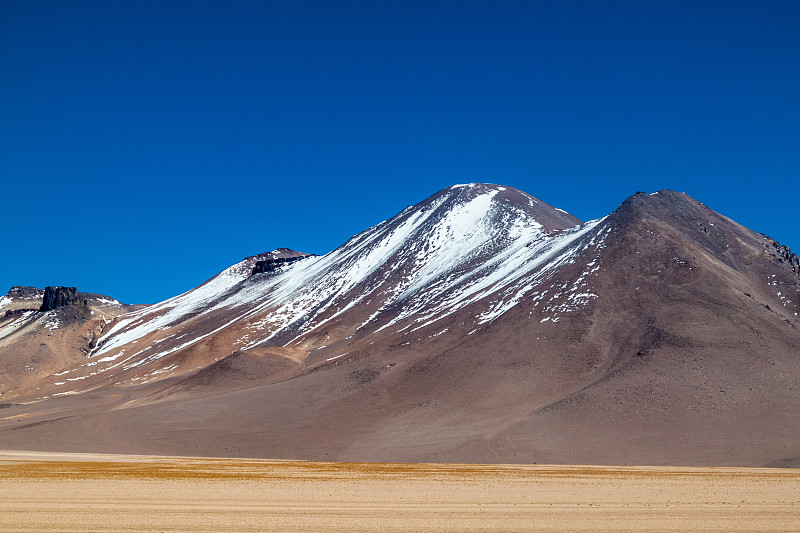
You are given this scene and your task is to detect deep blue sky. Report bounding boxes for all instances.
[2,1,798,304]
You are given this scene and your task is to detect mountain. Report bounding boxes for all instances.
[0,287,132,397]
[0,184,797,467]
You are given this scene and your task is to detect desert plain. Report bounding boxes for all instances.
[0,451,797,532]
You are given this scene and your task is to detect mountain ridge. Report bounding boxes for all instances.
[0,183,797,467]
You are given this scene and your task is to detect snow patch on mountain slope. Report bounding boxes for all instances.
[0,310,37,341]
[93,297,121,306]
[230,197,449,345]
[84,185,606,376]
[91,260,254,356]
[227,188,525,344]
[227,187,594,345]
[43,311,60,330]
[397,216,605,331]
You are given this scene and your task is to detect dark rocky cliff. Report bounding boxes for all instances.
[252,255,308,275]
[39,286,79,312]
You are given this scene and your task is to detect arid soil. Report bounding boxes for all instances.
[1,452,797,532]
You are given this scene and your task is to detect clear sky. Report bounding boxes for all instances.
[2,1,798,304]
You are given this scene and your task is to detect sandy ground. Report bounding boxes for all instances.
[0,451,798,532]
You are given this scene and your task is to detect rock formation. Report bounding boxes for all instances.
[39,286,79,312]
[252,256,308,275]
[7,286,44,299]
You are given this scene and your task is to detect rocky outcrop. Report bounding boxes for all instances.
[7,286,44,300]
[252,256,308,275]
[39,287,79,312]
[763,235,800,275]
[3,308,37,318]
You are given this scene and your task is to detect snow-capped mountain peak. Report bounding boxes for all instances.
[62,184,606,387]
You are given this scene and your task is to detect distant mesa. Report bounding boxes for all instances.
[39,286,81,312]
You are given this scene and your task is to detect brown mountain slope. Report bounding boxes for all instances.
[0,288,132,397]
[0,187,797,466]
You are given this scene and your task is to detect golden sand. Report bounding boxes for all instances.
[1,451,798,532]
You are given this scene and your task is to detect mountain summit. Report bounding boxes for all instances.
[0,184,798,467]
[71,183,599,384]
